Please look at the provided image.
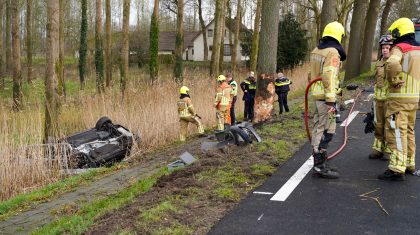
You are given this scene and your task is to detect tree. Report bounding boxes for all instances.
[254,0,280,123]
[57,0,65,97]
[218,2,226,74]
[105,0,112,87]
[0,1,4,89]
[249,0,262,72]
[320,0,337,33]
[11,0,22,111]
[210,0,225,77]
[197,0,208,61]
[344,0,368,80]
[26,0,33,84]
[44,0,60,142]
[360,0,381,73]
[231,0,242,78]
[121,0,130,93]
[79,0,88,90]
[5,0,11,75]
[149,0,159,83]
[174,0,184,83]
[95,0,105,93]
[277,13,308,71]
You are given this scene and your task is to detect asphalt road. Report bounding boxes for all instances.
[209,92,420,235]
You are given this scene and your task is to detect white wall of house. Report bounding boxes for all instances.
[192,21,245,62]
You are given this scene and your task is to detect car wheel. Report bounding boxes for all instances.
[95,116,113,131]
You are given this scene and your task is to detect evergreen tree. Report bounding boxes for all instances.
[149,0,159,83]
[277,13,308,71]
[79,0,88,90]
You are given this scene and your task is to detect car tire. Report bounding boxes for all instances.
[95,116,113,131]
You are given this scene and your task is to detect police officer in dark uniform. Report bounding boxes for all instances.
[274,72,292,114]
[240,71,257,121]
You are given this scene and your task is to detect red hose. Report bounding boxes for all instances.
[304,79,363,160]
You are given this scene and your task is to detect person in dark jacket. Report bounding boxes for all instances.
[274,72,292,114]
[240,71,257,121]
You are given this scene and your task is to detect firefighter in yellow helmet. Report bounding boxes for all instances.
[177,86,205,142]
[369,35,393,160]
[378,18,420,181]
[308,21,346,179]
[214,75,233,131]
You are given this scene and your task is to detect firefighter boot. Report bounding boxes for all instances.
[368,150,384,160]
[378,169,405,181]
[312,152,340,179]
[321,151,338,172]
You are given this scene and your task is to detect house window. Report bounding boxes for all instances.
[224,44,231,56]
[208,29,213,37]
[209,45,213,51]
[192,49,194,55]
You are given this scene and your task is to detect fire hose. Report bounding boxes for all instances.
[304,78,363,160]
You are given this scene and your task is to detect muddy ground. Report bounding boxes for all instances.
[85,108,307,234]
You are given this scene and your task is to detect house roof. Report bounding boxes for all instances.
[159,31,200,51]
[191,17,250,42]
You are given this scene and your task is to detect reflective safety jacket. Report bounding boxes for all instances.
[177,97,196,118]
[275,77,292,93]
[215,82,233,111]
[229,80,238,96]
[386,43,420,103]
[374,58,388,101]
[240,78,257,100]
[308,47,342,103]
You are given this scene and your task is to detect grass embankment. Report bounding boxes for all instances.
[34,102,308,234]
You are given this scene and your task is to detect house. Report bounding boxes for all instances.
[158,18,250,62]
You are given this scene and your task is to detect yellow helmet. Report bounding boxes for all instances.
[179,86,189,95]
[322,21,345,44]
[216,75,226,82]
[388,18,415,38]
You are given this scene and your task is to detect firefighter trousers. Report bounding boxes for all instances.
[216,108,229,131]
[385,102,417,173]
[312,101,336,152]
[372,100,390,154]
[179,116,204,141]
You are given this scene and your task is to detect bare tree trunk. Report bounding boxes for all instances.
[377,0,396,59]
[26,0,33,84]
[231,0,241,78]
[174,0,184,83]
[218,2,226,74]
[197,0,208,61]
[254,0,280,123]
[210,0,224,77]
[250,0,261,72]
[5,0,11,75]
[105,0,112,87]
[344,0,368,80]
[44,0,60,142]
[121,0,130,93]
[320,0,337,33]
[58,0,65,96]
[360,0,381,72]
[0,1,4,90]
[11,0,22,111]
[95,0,105,93]
[79,0,88,90]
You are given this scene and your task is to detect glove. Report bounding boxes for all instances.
[363,111,375,134]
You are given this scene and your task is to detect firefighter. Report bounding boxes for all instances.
[378,18,420,181]
[308,21,346,179]
[226,73,238,125]
[240,71,257,121]
[369,35,393,160]
[215,75,233,131]
[177,86,205,142]
[275,72,292,114]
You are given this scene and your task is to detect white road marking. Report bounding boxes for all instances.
[253,191,273,195]
[344,99,354,105]
[270,156,314,202]
[340,111,360,127]
[257,213,264,221]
